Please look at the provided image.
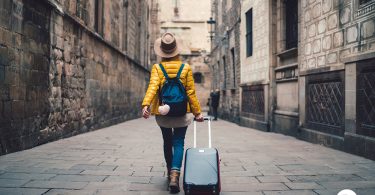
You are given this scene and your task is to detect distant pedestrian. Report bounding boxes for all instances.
[141,32,203,193]
[210,89,220,120]
[207,97,211,115]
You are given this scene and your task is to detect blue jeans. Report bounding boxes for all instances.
[160,126,188,171]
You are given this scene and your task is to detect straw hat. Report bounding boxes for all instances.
[154,32,181,58]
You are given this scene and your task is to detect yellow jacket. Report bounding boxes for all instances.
[142,59,201,115]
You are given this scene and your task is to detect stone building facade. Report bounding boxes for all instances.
[239,0,272,129]
[297,0,375,160]
[210,0,241,123]
[149,0,160,63]
[270,0,300,137]
[211,0,375,160]
[0,0,151,155]
[156,0,212,110]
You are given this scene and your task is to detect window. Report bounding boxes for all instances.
[123,1,129,51]
[285,0,298,49]
[174,0,179,17]
[76,0,87,21]
[231,48,236,87]
[246,9,253,57]
[359,0,372,5]
[217,61,220,90]
[222,56,227,89]
[94,0,104,35]
[193,72,203,83]
[356,0,375,18]
[218,0,223,26]
[226,0,232,11]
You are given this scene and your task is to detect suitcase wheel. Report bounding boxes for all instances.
[213,186,220,195]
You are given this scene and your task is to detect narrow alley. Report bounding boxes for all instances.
[0,118,374,195]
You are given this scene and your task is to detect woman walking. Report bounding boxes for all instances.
[141,32,203,193]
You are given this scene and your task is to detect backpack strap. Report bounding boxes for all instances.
[176,64,185,79]
[159,63,185,80]
[159,64,169,79]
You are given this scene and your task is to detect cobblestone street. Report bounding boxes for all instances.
[0,117,374,195]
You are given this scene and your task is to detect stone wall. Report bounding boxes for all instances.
[300,0,375,72]
[269,0,300,136]
[149,0,160,63]
[237,0,271,130]
[0,0,51,154]
[183,55,211,111]
[0,0,151,155]
[298,0,375,160]
[240,0,271,84]
[211,0,241,123]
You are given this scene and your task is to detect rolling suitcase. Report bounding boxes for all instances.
[183,117,221,195]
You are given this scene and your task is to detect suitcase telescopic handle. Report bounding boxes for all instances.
[193,116,212,148]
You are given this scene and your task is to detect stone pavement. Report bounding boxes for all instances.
[0,117,375,195]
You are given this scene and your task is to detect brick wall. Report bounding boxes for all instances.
[0,0,150,155]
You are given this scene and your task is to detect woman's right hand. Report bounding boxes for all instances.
[142,106,150,119]
[194,113,204,122]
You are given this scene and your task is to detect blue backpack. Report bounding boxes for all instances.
[159,63,188,117]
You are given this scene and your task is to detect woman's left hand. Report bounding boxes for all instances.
[142,106,150,119]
